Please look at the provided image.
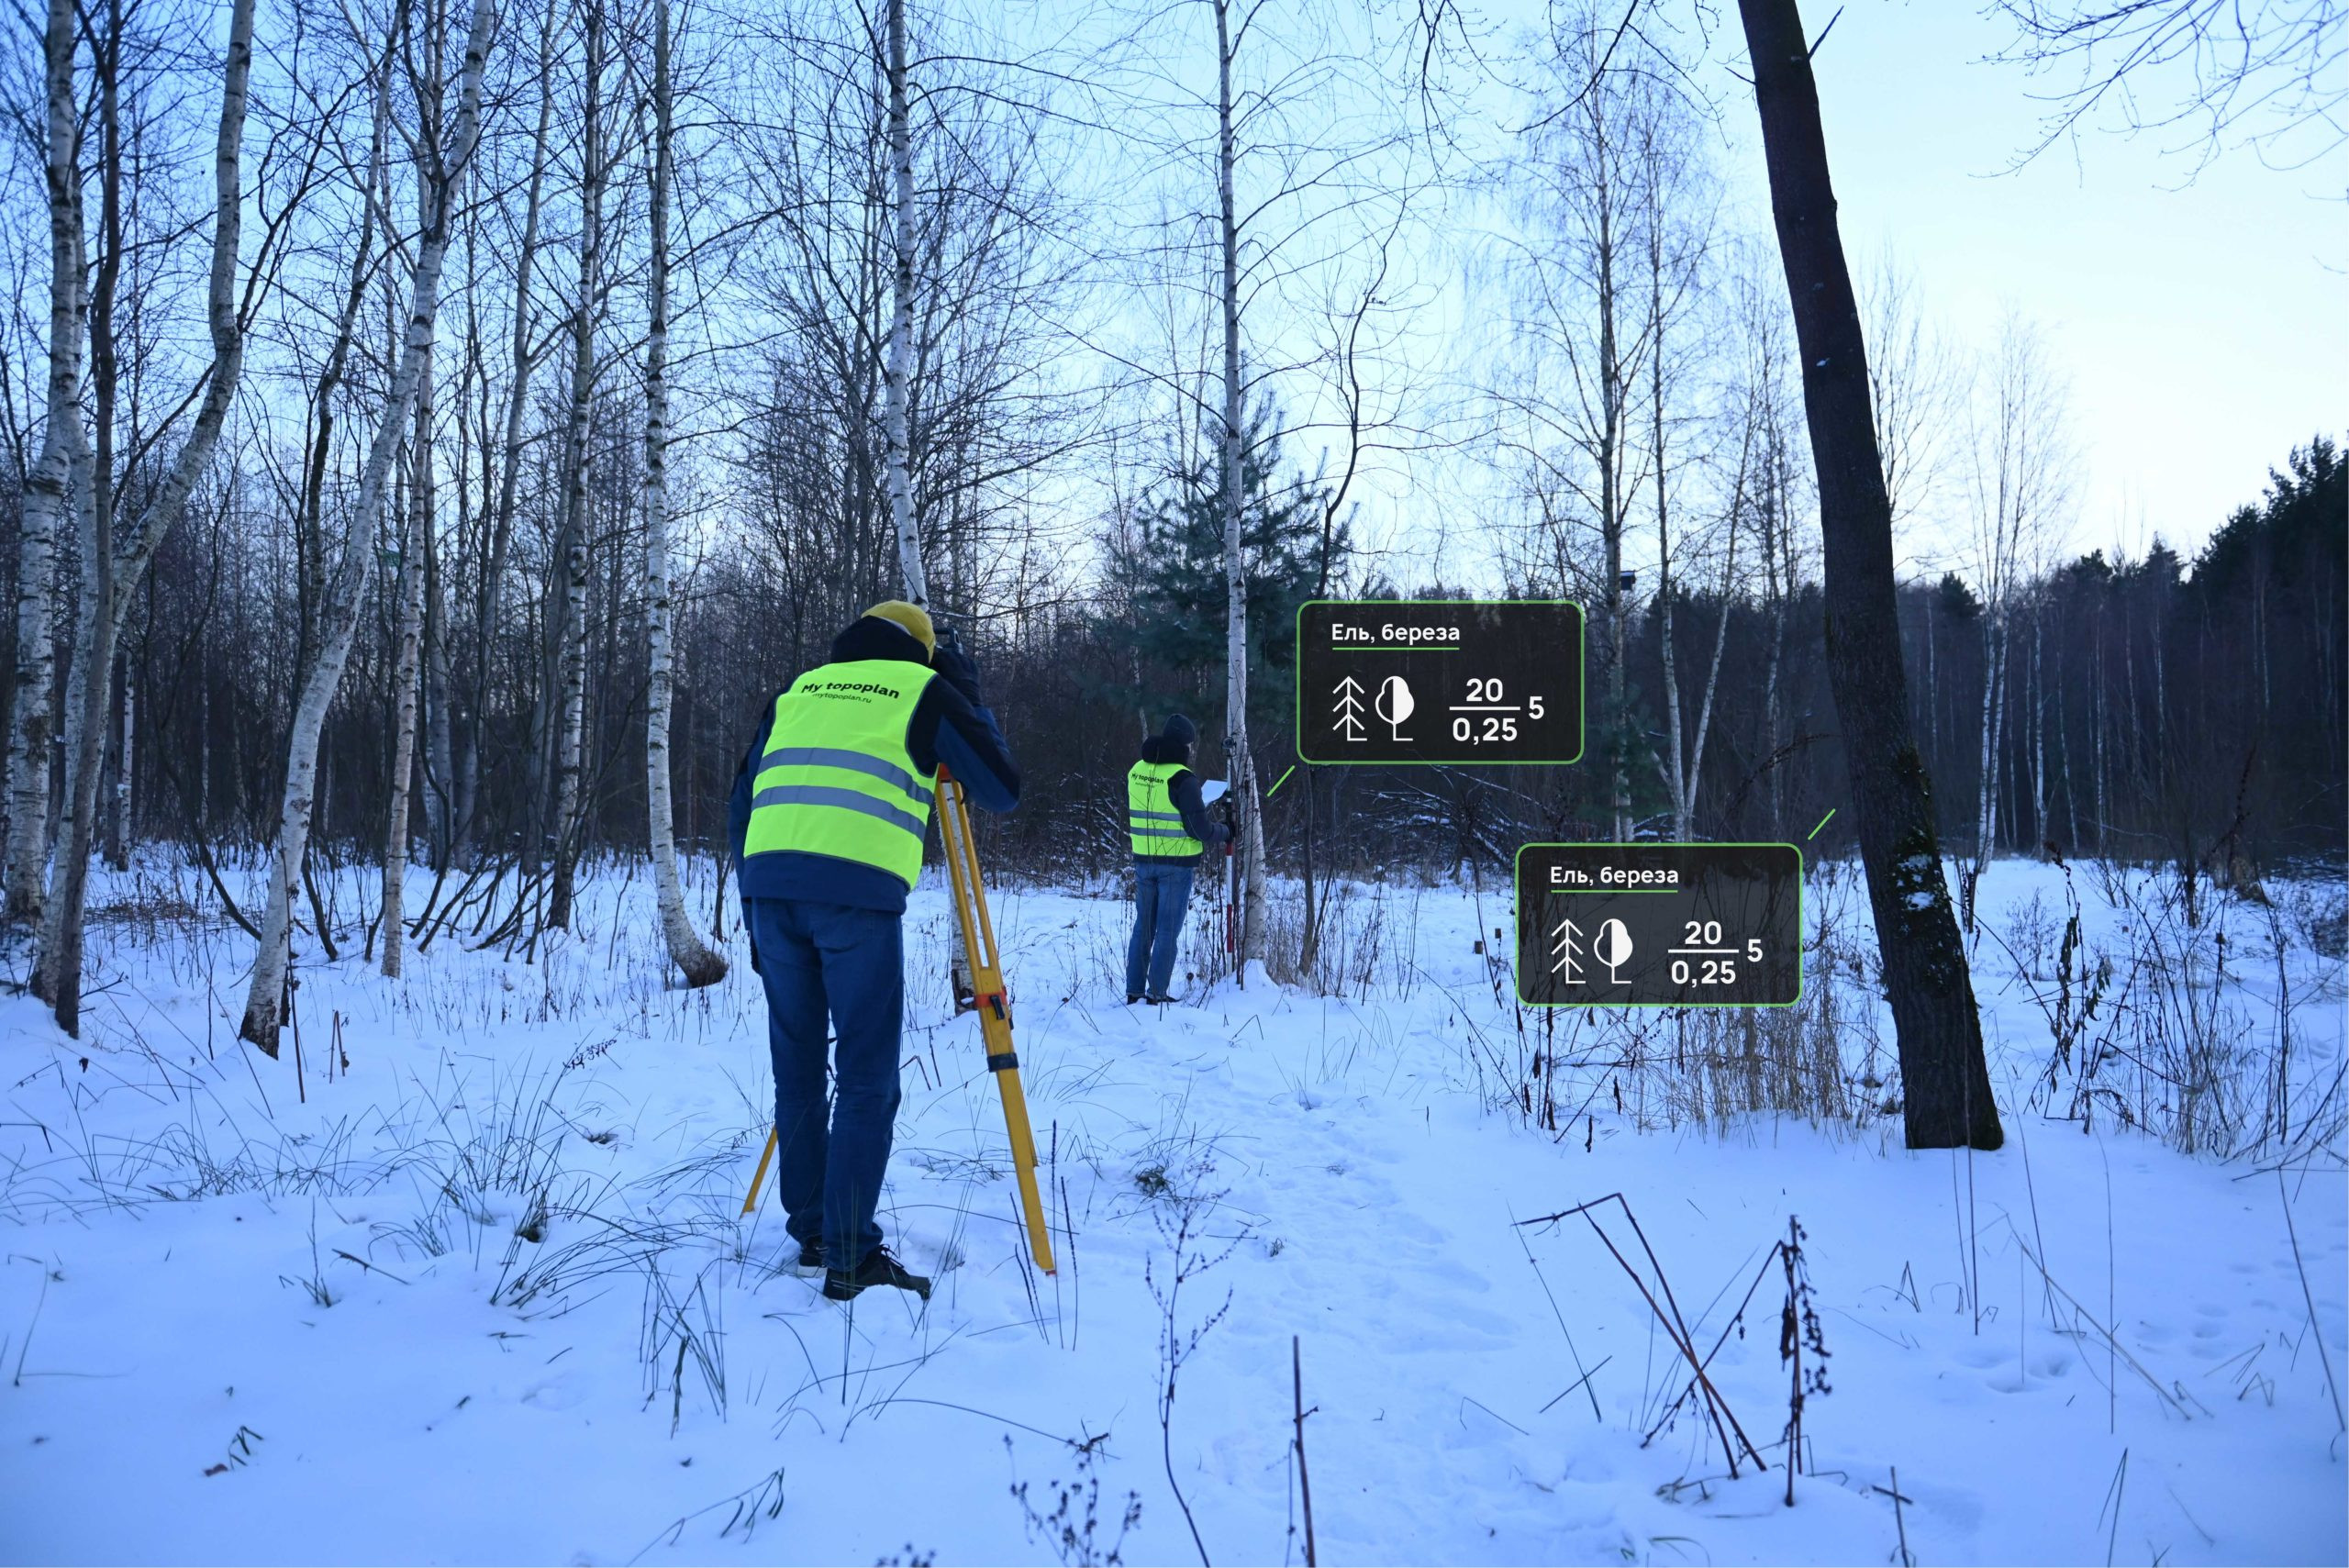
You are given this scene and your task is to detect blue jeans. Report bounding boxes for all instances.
[1126,862,1196,997]
[745,896,904,1264]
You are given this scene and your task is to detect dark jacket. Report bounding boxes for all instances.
[1133,736,1231,866]
[727,617,1019,915]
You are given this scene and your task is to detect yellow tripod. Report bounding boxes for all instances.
[740,766,1056,1277]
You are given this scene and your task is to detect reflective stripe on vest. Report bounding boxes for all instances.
[1128,761,1203,858]
[745,659,939,887]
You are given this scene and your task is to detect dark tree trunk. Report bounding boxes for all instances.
[1734,0,2002,1151]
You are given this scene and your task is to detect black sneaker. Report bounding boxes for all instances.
[787,1240,825,1278]
[823,1245,932,1303]
[1126,994,1142,1005]
[1144,992,1182,1006]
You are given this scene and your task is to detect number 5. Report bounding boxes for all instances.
[1529,695,1545,719]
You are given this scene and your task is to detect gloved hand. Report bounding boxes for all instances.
[932,631,983,705]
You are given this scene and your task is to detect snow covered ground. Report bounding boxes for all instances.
[2,854,2342,1565]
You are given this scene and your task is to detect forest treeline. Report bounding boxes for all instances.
[105,428,2349,884]
[0,0,2339,1041]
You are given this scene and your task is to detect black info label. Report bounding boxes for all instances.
[1514,843,1803,1007]
[1296,600,1584,765]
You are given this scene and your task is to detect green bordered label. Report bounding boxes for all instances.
[1296,600,1586,765]
[1514,842,1804,1007]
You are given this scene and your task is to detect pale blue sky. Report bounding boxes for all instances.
[1798,1,2343,562]
[1010,0,2340,579]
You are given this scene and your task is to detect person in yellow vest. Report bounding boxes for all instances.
[1124,713,1230,1005]
[726,601,1019,1301]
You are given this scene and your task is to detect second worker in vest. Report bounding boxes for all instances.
[1124,713,1231,1005]
[727,601,1019,1302]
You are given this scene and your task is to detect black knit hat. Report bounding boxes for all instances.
[1161,713,1198,748]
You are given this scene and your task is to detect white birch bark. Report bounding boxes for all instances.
[884,0,923,608]
[1658,406,1740,840]
[380,351,432,978]
[239,0,495,1053]
[546,0,604,932]
[381,24,446,976]
[1214,0,1265,973]
[644,0,724,987]
[3,0,84,926]
[1974,613,2006,880]
[36,0,255,1033]
[455,0,558,862]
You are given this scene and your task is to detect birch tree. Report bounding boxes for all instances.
[3,0,85,929]
[452,0,559,865]
[1208,0,1270,972]
[884,0,923,611]
[379,356,435,975]
[379,6,450,978]
[545,0,606,933]
[1961,313,2071,906]
[33,0,260,1036]
[643,0,725,987]
[240,0,498,1054]
[1493,10,1673,840]
[1631,69,1724,842]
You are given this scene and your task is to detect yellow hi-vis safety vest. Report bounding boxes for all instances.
[1127,760,1203,858]
[745,660,940,888]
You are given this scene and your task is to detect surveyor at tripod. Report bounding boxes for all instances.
[1123,713,1230,1005]
[727,600,1019,1302]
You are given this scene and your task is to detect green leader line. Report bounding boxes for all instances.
[1808,808,1835,840]
[1266,765,1297,797]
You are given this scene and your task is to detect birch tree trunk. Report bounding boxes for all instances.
[546,0,604,933]
[1214,0,1266,973]
[380,350,433,978]
[1659,400,1739,839]
[644,0,724,988]
[1973,613,2003,888]
[239,0,496,1054]
[381,22,446,977]
[882,0,971,998]
[3,0,85,928]
[1655,273,1685,840]
[36,0,257,1035]
[885,0,923,610]
[455,0,558,864]
[1598,186,1628,842]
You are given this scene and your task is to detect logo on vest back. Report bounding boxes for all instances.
[796,678,901,700]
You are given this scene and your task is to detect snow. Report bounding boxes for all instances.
[1,855,2343,1565]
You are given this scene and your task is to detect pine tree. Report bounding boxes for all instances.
[1130,401,1342,740]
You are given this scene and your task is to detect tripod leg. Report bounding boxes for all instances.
[740,1125,778,1216]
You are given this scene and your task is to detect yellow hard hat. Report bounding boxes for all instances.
[863,599,936,657]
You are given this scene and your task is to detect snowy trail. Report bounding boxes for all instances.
[0,861,2343,1564]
